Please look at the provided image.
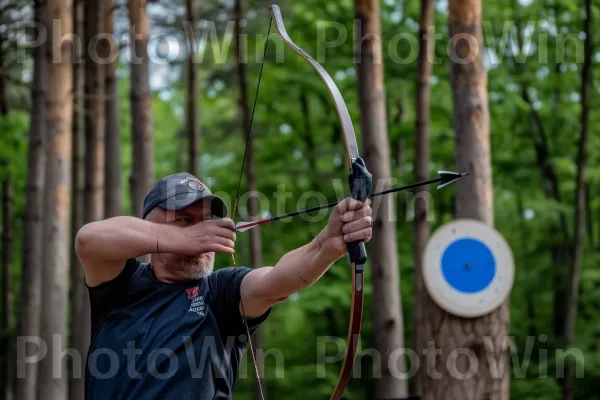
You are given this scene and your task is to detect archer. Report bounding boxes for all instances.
[75,171,373,400]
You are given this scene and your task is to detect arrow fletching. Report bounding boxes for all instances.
[235,219,272,232]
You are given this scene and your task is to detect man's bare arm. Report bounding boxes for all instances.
[239,237,340,318]
[239,198,373,318]
[76,217,235,286]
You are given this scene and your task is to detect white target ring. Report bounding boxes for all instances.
[423,219,514,318]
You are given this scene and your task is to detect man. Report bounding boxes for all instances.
[76,172,373,400]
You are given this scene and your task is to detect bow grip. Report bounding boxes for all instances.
[346,158,372,265]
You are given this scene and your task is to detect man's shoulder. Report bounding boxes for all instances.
[207,266,253,291]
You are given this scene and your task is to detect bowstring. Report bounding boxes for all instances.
[231,16,272,400]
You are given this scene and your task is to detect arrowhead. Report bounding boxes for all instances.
[437,170,470,189]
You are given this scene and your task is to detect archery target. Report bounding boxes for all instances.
[423,219,514,318]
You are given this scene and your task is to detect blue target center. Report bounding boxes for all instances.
[441,238,495,293]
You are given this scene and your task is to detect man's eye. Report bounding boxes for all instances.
[176,218,191,224]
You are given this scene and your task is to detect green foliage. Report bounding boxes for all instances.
[3,0,600,398]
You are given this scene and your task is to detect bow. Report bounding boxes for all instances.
[270,6,372,399]
[236,4,371,399]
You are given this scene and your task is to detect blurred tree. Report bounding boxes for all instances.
[37,0,73,396]
[105,0,123,218]
[128,0,155,221]
[563,0,593,397]
[185,0,200,176]
[355,0,407,397]
[15,0,48,399]
[69,0,85,398]
[413,0,434,395]
[420,0,509,398]
[2,178,14,400]
[234,1,265,398]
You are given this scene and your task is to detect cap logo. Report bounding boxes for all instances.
[188,180,205,191]
[179,177,192,184]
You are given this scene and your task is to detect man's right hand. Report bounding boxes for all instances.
[179,218,236,255]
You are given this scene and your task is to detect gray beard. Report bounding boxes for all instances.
[158,253,215,280]
[183,256,214,280]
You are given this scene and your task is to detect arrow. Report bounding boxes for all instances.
[234,171,469,232]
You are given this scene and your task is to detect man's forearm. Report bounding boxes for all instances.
[76,216,188,262]
[259,235,342,301]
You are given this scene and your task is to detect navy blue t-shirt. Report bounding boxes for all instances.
[85,258,269,400]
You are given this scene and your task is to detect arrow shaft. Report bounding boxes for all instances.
[235,175,451,231]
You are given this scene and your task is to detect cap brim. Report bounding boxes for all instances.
[157,192,228,218]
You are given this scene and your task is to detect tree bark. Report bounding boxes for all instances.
[413,0,434,395]
[105,0,123,218]
[15,0,47,398]
[421,1,509,399]
[70,1,106,396]
[129,0,154,221]
[355,0,407,397]
[37,0,73,396]
[562,0,592,397]
[2,178,14,400]
[234,1,264,398]
[186,0,199,176]
[68,0,85,398]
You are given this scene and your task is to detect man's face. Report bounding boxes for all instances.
[151,201,215,280]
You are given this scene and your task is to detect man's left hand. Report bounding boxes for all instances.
[317,198,373,259]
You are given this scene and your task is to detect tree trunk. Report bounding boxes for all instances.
[129,0,154,221]
[584,184,593,248]
[37,0,73,396]
[105,0,123,218]
[70,1,106,396]
[563,0,592,397]
[15,1,47,398]
[413,0,434,395]
[69,0,85,398]
[421,0,509,399]
[355,0,407,397]
[186,0,199,176]
[2,178,14,400]
[234,1,264,398]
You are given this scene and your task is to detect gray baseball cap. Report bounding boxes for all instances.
[142,172,228,219]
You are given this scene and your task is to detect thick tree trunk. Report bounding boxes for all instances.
[69,0,85,398]
[355,0,407,397]
[2,178,14,400]
[186,0,199,176]
[234,1,264,398]
[129,0,154,221]
[413,0,434,395]
[563,0,592,397]
[15,1,47,398]
[37,0,73,396]
[105,0,123,217]
[421,1,509,399]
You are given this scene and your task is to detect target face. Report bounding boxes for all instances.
[423,219,514,318]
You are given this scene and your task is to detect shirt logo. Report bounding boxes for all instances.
[186,286,206,316]
[186,287,199,299]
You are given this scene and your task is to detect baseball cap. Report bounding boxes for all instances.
[142,172,228,219]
